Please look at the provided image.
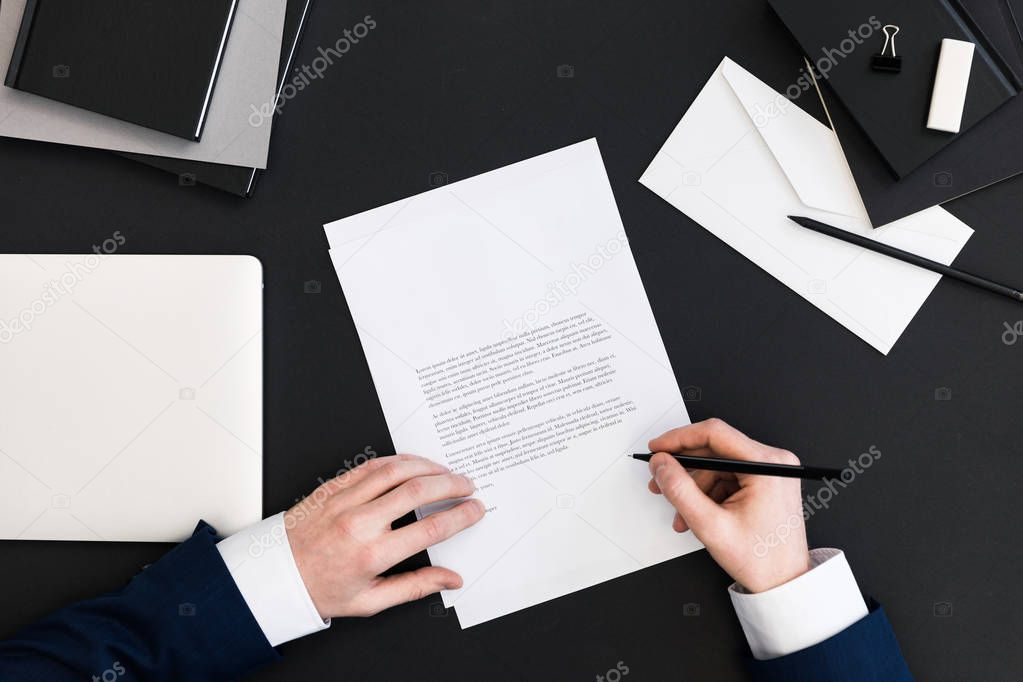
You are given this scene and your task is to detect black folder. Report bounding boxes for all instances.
[5,0,238,141]
[768,0,1020,179]
[775,0,1023,226]
[118,0,314,197]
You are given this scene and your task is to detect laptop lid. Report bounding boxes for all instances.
[0,254,262,542]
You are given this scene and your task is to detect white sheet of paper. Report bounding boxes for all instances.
[0,0,284,169]
[324,139,702,628]
[640,57,974,355]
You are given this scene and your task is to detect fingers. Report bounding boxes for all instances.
[649,453,723,537]
[313,454,414,497]
[708,478,740,503]
[690,469,739,504]
[648,419,766,462]
[365,473,477,521]
[378,498,485,566]
[654,468,737,533]
[690,469,723,494]
[648,466,735,496]
[355,566,463,616]
[345,457,451,506]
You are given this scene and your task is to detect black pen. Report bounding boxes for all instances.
[630,453,843,480]
[788,215,1023,303]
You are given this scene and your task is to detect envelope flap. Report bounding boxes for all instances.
[720,58,864,218]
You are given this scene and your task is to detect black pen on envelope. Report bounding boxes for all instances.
[788,215,1023,303]
[629,453,843,480]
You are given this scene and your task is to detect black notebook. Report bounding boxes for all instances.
[5,0,238,141]
[795,0,1023,226]
[768,0,1021,178]
[118,0,314,197]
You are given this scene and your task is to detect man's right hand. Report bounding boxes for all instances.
[646,419,811,593]
[284,454,484,619]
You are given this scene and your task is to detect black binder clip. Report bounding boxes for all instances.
[872,25,902,72]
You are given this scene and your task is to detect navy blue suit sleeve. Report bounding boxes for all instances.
[746,599,913,682]
[0,522,279,681]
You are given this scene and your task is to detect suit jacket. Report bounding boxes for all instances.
[1,523,912,681]
[0,522,278,681]
[747,599,913,681]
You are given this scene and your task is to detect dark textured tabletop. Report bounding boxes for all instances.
[1,1,1020,680]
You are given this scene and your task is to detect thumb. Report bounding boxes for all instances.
[652,455,724,537]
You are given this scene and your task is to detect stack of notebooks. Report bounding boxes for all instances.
[768,0,1023,226]
[0,0,313,196]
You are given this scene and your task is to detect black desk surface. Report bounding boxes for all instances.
[1,2,1020,680]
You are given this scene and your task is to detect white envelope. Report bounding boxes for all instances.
[640,57,973,354]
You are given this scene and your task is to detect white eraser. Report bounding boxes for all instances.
[927,38,975,133]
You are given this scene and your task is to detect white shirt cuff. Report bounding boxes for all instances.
[216,511,331,647]
[728,548,867,660]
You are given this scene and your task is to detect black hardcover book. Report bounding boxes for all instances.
[5,0,238,141]
[119,0,314,197]
[769,0,1021,179]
